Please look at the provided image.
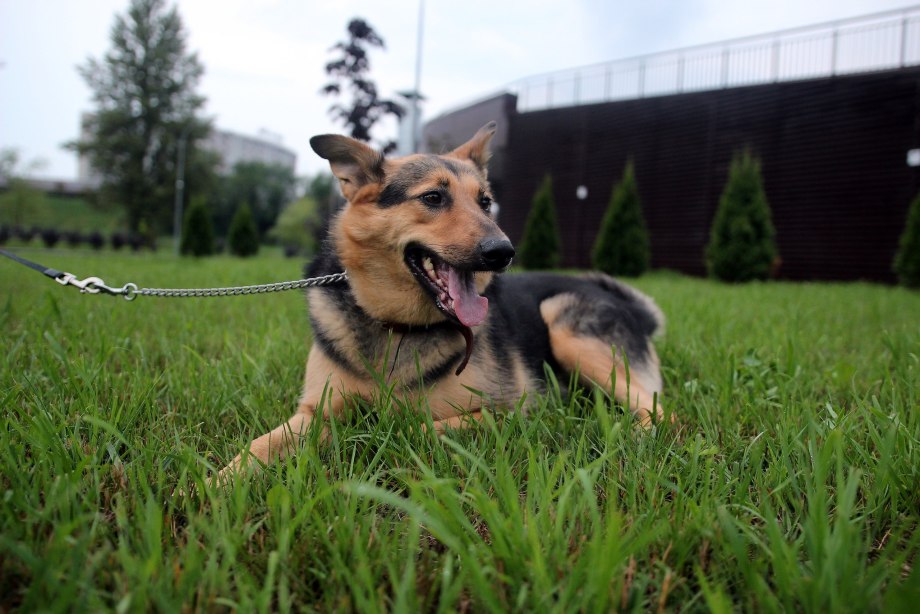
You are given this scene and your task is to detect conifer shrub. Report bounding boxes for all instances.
[228,202,259,257]
[706,150,777,282]
[518,174,562,270]
[592,160,650,276]
[894,192,920,288]
[17,226,38,242]
[40,228,60,248]
[87,231,105,250]
[110,232,126,250]
[65,231,83,248]
[180,197,216,257]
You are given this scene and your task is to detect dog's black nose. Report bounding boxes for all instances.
[478,238,515,270]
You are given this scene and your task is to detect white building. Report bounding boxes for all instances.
[203,128,296,175]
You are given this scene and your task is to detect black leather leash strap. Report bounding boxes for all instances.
[0,248,64,280]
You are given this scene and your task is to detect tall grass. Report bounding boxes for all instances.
[1,251,918,611]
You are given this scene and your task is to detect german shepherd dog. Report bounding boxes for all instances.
[218,122,666,479]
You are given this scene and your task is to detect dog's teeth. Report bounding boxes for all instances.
[423,257,434,272]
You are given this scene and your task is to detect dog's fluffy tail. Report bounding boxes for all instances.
[580,272,666,338]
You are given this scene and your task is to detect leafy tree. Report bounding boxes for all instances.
[321,18,404,151]
[706,150,777,282]
[269,196,319,256]
[592,160,650,276]
[228,203,259,257]
[180,196,215,256]
[71,0,213,238]
[518,174,562,270]
[894,192,920,288]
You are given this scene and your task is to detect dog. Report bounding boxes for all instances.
[217,122,667,479]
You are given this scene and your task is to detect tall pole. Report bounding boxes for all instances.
[411,0,425,152]
[172,126,189,256]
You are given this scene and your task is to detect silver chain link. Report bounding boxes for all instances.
[55,271,348,301]
[134,272,349,299]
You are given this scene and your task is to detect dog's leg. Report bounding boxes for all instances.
[429,410,485,434]
[214,408,319,483]
[215,346,356,483]
[542,297,668,427]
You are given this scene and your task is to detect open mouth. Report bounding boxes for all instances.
[405,246,489,327]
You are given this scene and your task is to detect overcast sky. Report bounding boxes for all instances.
[0,0,913,180]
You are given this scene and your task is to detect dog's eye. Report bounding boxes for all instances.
[479,195,492,210]
[420,191,443,206]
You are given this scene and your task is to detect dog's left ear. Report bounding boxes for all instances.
[448,121,497,173]
[310,134,384,201]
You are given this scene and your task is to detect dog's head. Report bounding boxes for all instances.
[310,122,513,327]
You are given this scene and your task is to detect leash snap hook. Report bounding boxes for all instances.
[56,273,136,299]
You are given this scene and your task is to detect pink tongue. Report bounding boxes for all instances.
[447,268,488,327]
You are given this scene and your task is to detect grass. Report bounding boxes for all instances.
[1,250,919,612]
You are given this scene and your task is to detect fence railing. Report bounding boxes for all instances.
[508,6,920,112]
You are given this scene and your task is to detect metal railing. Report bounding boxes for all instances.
[509,6,920,112]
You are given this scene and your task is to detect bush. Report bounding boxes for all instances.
[0,226,9,245]
[591,160,650,276]
[128,235,144,252]
[87,231,105,250]
[180,197,216,257]
[894,192,920,288]
[228,203,259,257]
[40,228,60,248]
[269,196,319,256]
[64,230,83,248]
[15,225,38,242]
[111,232,127,250]
[706,150,777,282]
[518,174,562,270]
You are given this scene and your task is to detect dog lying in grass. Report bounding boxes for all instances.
[218,122,666,480]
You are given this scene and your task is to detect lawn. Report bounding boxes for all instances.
[1,250,919,612]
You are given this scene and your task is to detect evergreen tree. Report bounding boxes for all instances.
[180,196,215,257]
[228,203,259,257]
[592,160,650,276]
[706,150,777,282]
[71,0,212,237]
[518,174,562,270]
[894,192,920,288]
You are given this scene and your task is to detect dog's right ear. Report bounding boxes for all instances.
[309,135,384,201]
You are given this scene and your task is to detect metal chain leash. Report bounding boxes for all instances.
[54,271,349,301]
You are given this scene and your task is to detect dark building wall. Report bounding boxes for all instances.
[423,93,517,199]
[491,68,920,281]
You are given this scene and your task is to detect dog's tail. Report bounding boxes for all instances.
[580,272,666,338]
